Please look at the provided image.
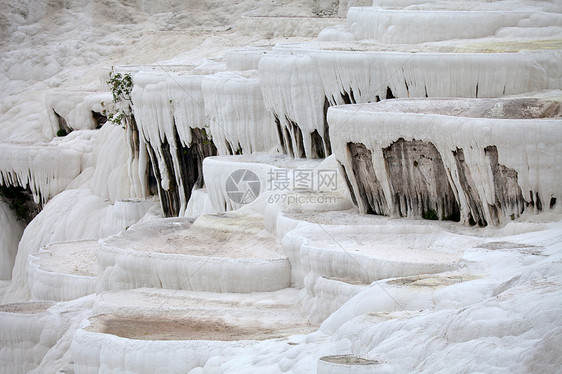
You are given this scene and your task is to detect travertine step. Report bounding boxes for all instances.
[28,240,98,302]
[283,223,471,287]
[0,302,56,374]
[97,213,291,293]
[72,288,315,374]
[329,96,562,225]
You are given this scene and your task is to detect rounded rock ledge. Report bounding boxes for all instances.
[0,302,58,374]
[283,223,471,286]
[97,213,291,293]
[28,240,98,301]
[328,95,562,225]
[72,288,314,374]
[203,153,326,212]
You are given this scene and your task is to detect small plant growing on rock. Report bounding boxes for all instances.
[107,68,133,103]
[201,127,213,145]
[106,67,133,128]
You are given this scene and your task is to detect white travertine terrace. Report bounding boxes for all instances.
[259,42,562,158]
[224,47,270,71]
[0,140,87,204]
[345,9,558,43]
[203,153,324,212]
[27,240,98,302]
[131,70,208,211]
[132,69,208,152]
[0,299,93,374]
[45,91,113,135]
[284,224,465,286]
[0,0,561,373]
[97,214,291,293]
[202,70,279,155]
[0,302,57,374]
[72,287,313,373]
[6,194,155,303]
[329,97,562,225]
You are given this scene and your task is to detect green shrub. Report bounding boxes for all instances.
[56,129,67,137]
[422,209,439,220]
[107,68,133,104]
[106,68,133,128]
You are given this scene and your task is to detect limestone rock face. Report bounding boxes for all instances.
[146,127,217,218]
[348,138,466,221]
[329,97,561,225]
[383,138,460,220]
[347,142,388,215]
